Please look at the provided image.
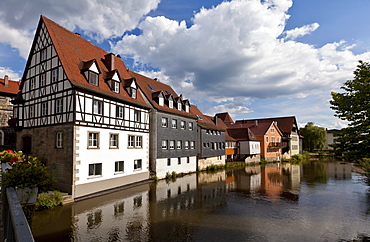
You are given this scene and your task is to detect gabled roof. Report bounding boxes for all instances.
[235,116,298,136]
[215,112,234,124]
[227,121,283,137]
[190,106,225,131]
[0,76,19,97]
[21,16,149,109]
[227,127,259,141]
[130,71,195,119]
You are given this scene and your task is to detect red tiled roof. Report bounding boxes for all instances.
[215,112,234,124]
[235,116,298,135]
[190,106,225,131]
[227,121,273,136]
[227,127,259,141]
[21,16,149,109]
[130,71,196,119]
[0,77,20,97]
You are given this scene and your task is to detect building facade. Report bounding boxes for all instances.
[12,16,151,200]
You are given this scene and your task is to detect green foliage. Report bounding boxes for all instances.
[330,61,370,161]
[171,171,177,178]
[206,165,225,171]
[35,191,63,211]
[0,150,56,192]
[165,172,172,179]
[151,175,158,182]
[300,122,326,152]
[291,154,306,164]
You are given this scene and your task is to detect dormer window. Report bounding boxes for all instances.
[82,60,100,86]
[177,102,182,111]
[112,81,120,93]
[106,71,121,93]
[169,100,173,108]
[131,88,137,98]
[159,96,164,106]
[185,104,189,112]
[124,78,137,99]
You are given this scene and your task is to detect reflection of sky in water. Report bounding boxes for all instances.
[32,161,370,241]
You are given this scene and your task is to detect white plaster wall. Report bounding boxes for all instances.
[290,134,300,155]
[155,156,197,179]
[75,126,149,185]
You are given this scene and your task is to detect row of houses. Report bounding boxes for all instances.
[1,16,301,201]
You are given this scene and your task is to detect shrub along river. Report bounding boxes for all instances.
[31,160,370,241]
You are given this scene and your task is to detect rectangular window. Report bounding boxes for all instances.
[180,121,185,129]
[161,117,168,127]
[40,49,47,62]
[190,141,195,149]
[169,100,173,109]
[41,102,48,116]
[271,137,275,143]
[189,122,193,131]
[162,140,168,149]
[134,159,142,170]
[52,69,58,83]
[55,98,63,114]
[135,136,142,148]
[187,157,190,163]
[88,132,99,148]
[167,158,171,166]
[30,78,36,90]
[177,140,182,149]
[185,141,189,149]
[131,88,137,99]
[29,105,35,118]
[113,81,120,93]
[172,119,177,129]
[169,140,175,149]
[40,73,46,86]
[178,157,181,165]
[271,128,275,133]
[134,110,141,122]
[89,163,102,176]
[110,134,118,148]
[115,161,124,173]
[266,137,269,143]
[56,132,63,148]
[116,106,124,118]
[177,103,182,111]
[128,135,135,148]
[93,100,103,115]
[88,71,99,86]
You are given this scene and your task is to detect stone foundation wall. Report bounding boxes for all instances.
[198,155,226,170]
[244,154,260,164]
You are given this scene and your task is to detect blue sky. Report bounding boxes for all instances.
[1,0,370,129]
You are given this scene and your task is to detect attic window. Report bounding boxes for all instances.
[88,72,99,86]
[159,96,164,106]
[166,91,171,95]
[196,115,203,120]
[177,102,182,111]
[112,81,120,93]
[169,100,173,109]
[125,87,137,98]
[148,85,155,91]
[185,103,189,112]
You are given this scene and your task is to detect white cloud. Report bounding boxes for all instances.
[0,0,160,58]
[0,67,21,81]
[283,23,319,40]
[112,0,368,104]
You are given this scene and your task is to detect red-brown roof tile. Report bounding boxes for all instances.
[235,116,298,135]
[215,112,234,124]
[0,77,20,97]
[130,71,196,119]
[190,106,225,131]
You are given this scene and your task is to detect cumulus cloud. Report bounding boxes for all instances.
[0,0,160,58]
[0,67,21,81]
[112,0,370,104]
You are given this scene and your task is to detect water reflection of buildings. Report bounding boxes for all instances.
[327,162,352,180]
[148,171,227,241]
[226,164,301,202]
[32,172,227,241]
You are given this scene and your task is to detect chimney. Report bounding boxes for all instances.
[104,53,115,71]
[254,120,258,126]
[4,75,9,87]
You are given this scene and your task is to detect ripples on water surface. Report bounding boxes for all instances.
[32,161,370,241]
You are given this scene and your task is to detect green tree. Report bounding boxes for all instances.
[330,60,370,161]
[300,122,326,152]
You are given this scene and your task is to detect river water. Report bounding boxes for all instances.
[31,160,370,241]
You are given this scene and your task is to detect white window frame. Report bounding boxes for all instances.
[52,68,58,83]
[177,140,182,149]
[113,81,120,93]
[93,100,103,115]
[88,71,99,86]
[180,121,185,130]
[30,78,36,90]
[116,106,124,118]
[128,135,135,148]
[190,141,195,149]
[134,110,141,122]
[135,136,142,148]
[89,163,102,177]
[185,141,189,149]
[189,122,193,131]
[161,117,168,127]
[162,140,168,149]
[115,161,124,173]
[169,100,173,109]
[41,102,48,116]
[55,98,63,114]
[88,132,99,148]
[110,134,119,148]
[172,119,177,129]
[177,102,182,111]
[134,159,142,170]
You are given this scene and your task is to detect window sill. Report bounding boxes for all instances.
[133,168,142,172]
[88,175,102,179]
[87,147,100,149]
[114,172,124,175]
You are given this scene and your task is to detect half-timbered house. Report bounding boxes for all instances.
[12,16,151,200]
[130,72,197,179]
